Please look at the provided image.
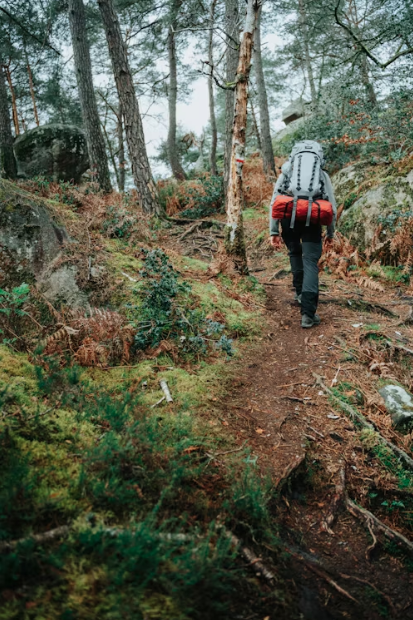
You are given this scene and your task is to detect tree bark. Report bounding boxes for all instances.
[117,101,125,192]
[253,5,276,180]
[223,0,239,197]
[25,51,39,127]
[69,0,112,193]
[249,98,262,152]
[5,66,19,136]
[359,54,377,106]
[0,61,17,179]
[298,0,317,108]
[167,0,186,181]
[208,0,218,176]
[225,0,260,275]
[97,0,160,214]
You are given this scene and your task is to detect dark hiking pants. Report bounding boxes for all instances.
[280,219,322,318]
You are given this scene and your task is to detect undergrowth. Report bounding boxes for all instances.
[0,351,287,619]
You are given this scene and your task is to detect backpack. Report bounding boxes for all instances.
[281,140,326,228]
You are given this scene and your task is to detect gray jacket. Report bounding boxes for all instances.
[269,168,336,238]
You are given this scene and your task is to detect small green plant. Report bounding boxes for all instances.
[127,249,233,358]
[103,204,138,239]
[0,283,31,345]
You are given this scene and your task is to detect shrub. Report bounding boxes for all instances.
[158,175,224,219]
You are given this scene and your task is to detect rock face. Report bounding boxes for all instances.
[14,124,89,183]
[335,166,413,249]
[379,385,413,428]
[0,179,87,307]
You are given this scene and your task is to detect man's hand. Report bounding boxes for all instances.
[324,236,334,250]
[270,235,282,249]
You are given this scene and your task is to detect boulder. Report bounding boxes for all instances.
[14,124,89,183]
[281,99,311,125]
[379,385,413,428]
[0,179,87,307]
[337,168,413,249]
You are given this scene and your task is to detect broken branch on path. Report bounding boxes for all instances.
[314,374,413,471]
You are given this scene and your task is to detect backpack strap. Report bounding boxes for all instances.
[290,197,298,228]
[306,197,313,226]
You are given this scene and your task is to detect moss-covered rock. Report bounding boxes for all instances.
[0,179,86,306]
[337,168,413,249]
[14,124,89,183]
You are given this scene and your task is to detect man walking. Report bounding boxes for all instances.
[269,141,336,328]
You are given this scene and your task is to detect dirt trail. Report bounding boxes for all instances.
[223,272,413,619]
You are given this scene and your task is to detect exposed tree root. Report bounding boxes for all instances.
[320,465,346,534]
[218,526,275,582]
[345,497,413,557]
[274,452,306,490]
[320,297,397,317]
[314,374,413,471]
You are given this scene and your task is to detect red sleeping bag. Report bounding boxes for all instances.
[272,194,334,226]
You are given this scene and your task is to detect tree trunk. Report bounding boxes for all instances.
[249,98,262,152]
[25,52,40,127]
[225,0,260,275]
[5,66,20,136]
[253,5,276,180]
[298,0,317,108]
[117,101,125,192]
[0,61,17,179]
[97,0,160,214]
[223,0,239,197]
[167,1,186,181]
[208,0,218,176]
[69,0,112,193]
[360,54,377,106]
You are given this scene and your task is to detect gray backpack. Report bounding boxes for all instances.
[285,140,325,228]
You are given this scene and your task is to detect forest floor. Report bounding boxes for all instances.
[2,178,413,619]
[167,207,413,619]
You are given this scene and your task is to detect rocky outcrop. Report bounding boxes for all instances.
[335,165,413,249]
[0,180,87,307]
[14,124,89,183]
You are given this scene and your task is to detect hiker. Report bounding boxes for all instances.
[269,141,336,328]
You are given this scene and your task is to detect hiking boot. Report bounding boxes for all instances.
[301,314,321,328]
[294,293,302,304]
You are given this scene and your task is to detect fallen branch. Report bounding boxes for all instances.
[159,379,173,403]
[0,525,71,553]
[346,497,413,557]
[218,526,275,582]
[314,375,413,471]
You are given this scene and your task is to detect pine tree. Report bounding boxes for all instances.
[0,57,17,179]
[253,5,276,180]
[223,0,239,197]
[68,0,112,193]
[97,0,160,214]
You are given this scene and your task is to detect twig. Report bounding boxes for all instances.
[159,379,173,403]
[339,574,396,616]
[151,396,165,409]
[314,374,413,471]
[275,381,307,389]
[26,407,54,422]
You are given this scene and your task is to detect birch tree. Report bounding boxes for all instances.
[225,0,261,274]
[69,0,112,193]
[97,0,160,214]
